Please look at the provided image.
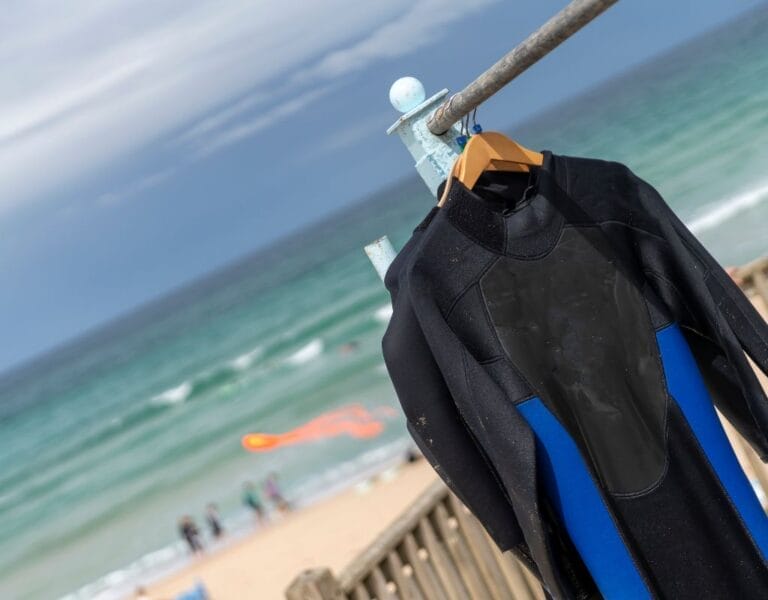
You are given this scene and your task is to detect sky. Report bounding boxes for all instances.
[0,0,763,372]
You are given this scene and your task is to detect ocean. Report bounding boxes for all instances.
[2,7,768,599]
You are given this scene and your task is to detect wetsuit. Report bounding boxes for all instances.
[383,152,768,599]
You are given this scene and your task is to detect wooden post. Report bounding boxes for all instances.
[751,266,768,308]
[364,236,398,282]
[286,568,344,600]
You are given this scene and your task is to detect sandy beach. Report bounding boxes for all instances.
[144,461,437,599]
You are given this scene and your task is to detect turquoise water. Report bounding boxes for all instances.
[3,8,768,599]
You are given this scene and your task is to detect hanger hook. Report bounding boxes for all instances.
[456,112,471,151]
[471,107,482,134]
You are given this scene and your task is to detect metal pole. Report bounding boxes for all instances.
[370,0,618,278]
[386,88,463,196]
[364,237,398,282]
[427,0,618,135]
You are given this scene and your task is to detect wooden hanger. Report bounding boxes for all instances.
[438,132,543,207]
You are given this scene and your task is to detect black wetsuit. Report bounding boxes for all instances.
[383,152,768,599]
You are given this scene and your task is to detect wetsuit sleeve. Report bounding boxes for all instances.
[402,267,574,599]
[629,169,768,457]
[383,294,526,553]
[670,216,768,373]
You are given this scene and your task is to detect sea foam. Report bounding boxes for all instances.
[150,381,193,405]
[230,346,262,371]
[373,303,393,323]
[688,180,768,234]
[284,338,324,365]
[59,541,188,600]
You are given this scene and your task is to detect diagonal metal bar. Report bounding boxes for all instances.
[427,0,619,135]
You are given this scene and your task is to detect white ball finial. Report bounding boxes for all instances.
[389,77,426,113]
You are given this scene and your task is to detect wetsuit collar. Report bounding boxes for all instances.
[444,151,567,258]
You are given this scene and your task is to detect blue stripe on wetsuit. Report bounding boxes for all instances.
[656,323,768,559]
[519,323,768,599]
[517,397,651,599]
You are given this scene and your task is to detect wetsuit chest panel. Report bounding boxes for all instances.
[480,226,666,494]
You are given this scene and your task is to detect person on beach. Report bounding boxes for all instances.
[133,586,150,600]
[726,266,744,285]
[178,515,204,555]
[205,503,224,539]
[264,472,290,513]
[242,482,266,525]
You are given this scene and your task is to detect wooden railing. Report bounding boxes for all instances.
[286,480,545,600]
[286,257,768,600]
[733,256,768,307]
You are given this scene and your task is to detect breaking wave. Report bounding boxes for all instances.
[150,345,265,408]
[688,180,768,234]
[373,303,393,323]
[59,541,187,600]
[284,338,324,366]
[150,381,193,405]
[230,346,263,371]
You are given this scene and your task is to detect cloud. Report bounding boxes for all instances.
[296,114,388,162]
[290,0,497,83]
[0,57,150,146]
[186,85,336,158]
[97,168,176,206]
[0,0,497,213]
[174,91,268,146]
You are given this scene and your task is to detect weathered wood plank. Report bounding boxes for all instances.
[339,480,448,590]
[370,566,397,600]
[384,551,422,600]
[402,532,447,599]
[416,517,469,600]
[447,494,515,600]
[721,416,768,507]
[519,560,546,600]
[286,568,344,600]
[744,445,768,502]
[494,551,539,600]
[351,583,371,600]
[753,269,768,310]
[433,502,491,599]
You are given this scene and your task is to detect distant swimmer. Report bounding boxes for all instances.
[264,472,290,513]
[242,482,266,525]
[338,340,359,355]
[178,515,204,555]
[205,503,224,539]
